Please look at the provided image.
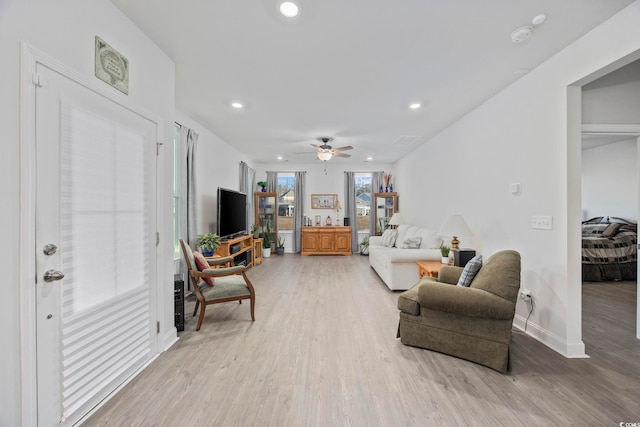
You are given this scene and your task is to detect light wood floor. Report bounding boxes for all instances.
[85,256,640,426]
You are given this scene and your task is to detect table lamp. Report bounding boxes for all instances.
[388,212,404,229]
[438,214,472,251]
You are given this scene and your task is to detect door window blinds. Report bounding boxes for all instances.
[59,102,153,418]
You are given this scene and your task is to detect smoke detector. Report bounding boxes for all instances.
[511,26,533,43]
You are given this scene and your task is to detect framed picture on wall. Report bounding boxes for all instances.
[311,194,337,209]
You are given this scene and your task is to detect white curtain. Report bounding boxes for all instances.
[344,172,358,252]
[293,171,306,252]
[239,161,256,232]
[266,171,277,193]
[179,126,199,285]
[180,126,199,248]
[371,171,383,235]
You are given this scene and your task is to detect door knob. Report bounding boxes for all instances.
[43,244,58,256]
[44,270,65,282]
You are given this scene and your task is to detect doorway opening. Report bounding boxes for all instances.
[568,52,640,360]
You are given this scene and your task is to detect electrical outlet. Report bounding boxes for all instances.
[519,289,532,301]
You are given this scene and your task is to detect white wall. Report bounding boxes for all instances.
[582,139,638,221]
[582,59,640,124]
[394,2,640,357]
[1,1,175,425]
[255,161,393,252]
[175,110,254,235]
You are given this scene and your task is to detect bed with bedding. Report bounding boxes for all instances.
[582,216,637,282]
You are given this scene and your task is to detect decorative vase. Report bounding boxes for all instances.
[202,248,214,257]
[441,256,449,264]
[379,184,383,192]
[276,247,284,255]
[261,187,266,192]
[385,187,389,193]
[389,183,393,192]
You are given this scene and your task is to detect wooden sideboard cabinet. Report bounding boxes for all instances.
[301,226,352,256]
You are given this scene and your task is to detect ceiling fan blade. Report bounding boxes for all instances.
[293,151,317,154]
[310,143,321,149]
[334,152,351,158]
[333,145,353,151]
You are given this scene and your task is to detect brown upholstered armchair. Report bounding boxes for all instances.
[397,250,521,372]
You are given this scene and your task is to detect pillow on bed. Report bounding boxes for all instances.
[582,223,608,236]
[602,223,622,238]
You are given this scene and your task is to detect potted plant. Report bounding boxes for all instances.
[358,236,370,255]
[262,223,272,257]
[440,243,450,264]
[257,181,268,192]
[197,233,221,257]
[251,223,259,239]
[276,236,285,255]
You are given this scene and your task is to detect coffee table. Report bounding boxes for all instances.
[416,261,445,279]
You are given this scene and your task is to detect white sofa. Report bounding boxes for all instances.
[369,225,443,291]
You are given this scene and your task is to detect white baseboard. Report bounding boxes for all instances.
[160,327,179,352]
[513,314,588,358]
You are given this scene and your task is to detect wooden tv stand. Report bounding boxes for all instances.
[301,226,352,256]
[215,234,254,267]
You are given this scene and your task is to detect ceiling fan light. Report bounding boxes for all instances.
[279,2,299,17]
[317,151,332,161]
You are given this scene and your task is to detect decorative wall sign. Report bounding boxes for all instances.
[311,194,337,209]
[95,36,129,94]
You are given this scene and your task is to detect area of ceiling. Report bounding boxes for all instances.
[112,0,635,164]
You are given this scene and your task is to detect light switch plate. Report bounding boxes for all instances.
[531,215,553,230]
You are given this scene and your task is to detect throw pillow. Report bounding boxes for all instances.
[401,237,422,249]
[381,229,398,247]
[456,255,483,287]
[193,251,214,286]
[602,222,622,238]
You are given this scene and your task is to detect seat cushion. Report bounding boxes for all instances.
[199,275,250,301]
[397,284,421,316]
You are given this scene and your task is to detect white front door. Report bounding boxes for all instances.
[34,61,158,426]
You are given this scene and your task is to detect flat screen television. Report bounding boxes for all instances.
[217,188,247,239]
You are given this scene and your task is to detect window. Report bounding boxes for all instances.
[277,173,295,230]
[173,124,181,259]
[354,173,372,232]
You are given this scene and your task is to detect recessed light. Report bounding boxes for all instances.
[277,156,283,160]
[279,2,299,17]
[231,102,243,109]
[409,103,421,109]
[366,156,373,161]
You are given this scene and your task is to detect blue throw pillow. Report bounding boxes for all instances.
[456,255,483,287]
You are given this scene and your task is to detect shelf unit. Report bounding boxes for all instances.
[253,237,263,266]
[255,192,277,249]
[373,192,398,235]
[215,234,253,267]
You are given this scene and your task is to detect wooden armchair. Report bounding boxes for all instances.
[180,239,256,331]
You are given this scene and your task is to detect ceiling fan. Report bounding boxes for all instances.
[311,137,353,161]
